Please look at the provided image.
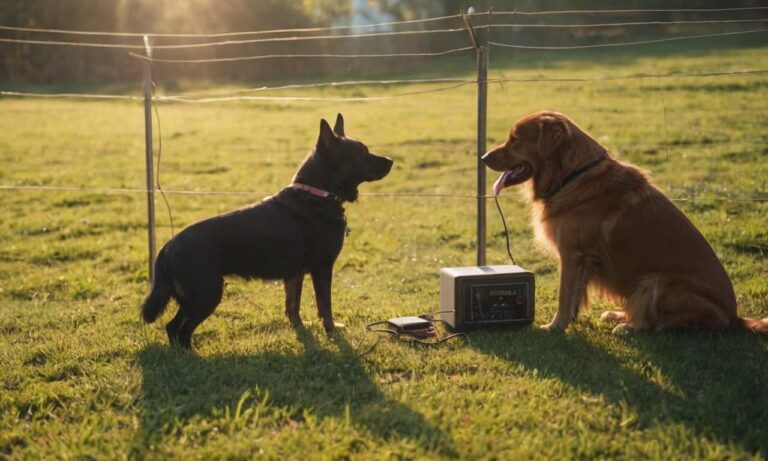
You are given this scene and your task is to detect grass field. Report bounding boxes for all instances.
[2,37,768,460]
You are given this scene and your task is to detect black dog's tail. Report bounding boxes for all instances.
[141,247,174,323]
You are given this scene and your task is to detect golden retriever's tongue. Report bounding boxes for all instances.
[493,170,514,196]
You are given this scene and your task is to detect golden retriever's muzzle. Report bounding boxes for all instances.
[482,147,532,196]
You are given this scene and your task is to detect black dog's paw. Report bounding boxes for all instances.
[169,341,199,355]
[323,319,346,334]
[325,324,348,345]
[286,315,304,329]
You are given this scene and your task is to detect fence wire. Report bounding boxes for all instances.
[3,69,767,103]
[490,29,768,50]
[489,19,768,29]
[0,91,139,100]
[486,6,768,16]
[0,27,467,51]
[0,14,461,38]
[1,185,766,203]
[156,82,474,103]
[1,29,466,49]
[129,46,475,64]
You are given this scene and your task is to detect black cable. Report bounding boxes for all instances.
[418,311,470,346]
[151,81,175,237]
[494,195,517,265]
[353,320,391,357]
[355,312,469,357]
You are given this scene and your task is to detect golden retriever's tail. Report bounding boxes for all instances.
[738,317,768,338]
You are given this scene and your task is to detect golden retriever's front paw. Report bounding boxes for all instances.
[600,310,626,323]
[611,322,635,335]
[540,322,566,332]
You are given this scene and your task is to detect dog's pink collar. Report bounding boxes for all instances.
[292,182,340,201]
[292,182,331,198]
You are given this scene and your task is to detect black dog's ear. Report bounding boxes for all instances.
[317,119,337,151]
[333,113,345,137]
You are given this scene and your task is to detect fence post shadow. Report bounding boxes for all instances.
[133,328,457,456]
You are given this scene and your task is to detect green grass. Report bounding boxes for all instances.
[2,39,768,460]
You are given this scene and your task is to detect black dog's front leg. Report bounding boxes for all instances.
[284,273,304,328]
[310,266,335,333]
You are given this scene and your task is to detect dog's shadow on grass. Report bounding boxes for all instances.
[135,327,455,456]
[471,326,768,457]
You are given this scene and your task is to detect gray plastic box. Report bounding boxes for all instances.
[440,265,535,331]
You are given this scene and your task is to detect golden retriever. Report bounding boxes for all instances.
[482,111,767,336]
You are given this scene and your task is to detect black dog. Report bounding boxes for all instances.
[141,114,393,349]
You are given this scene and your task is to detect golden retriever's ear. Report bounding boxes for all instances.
[537,115,571,156]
